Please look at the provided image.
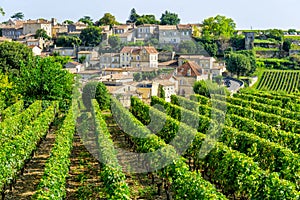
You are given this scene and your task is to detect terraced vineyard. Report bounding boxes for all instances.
[257,70,300,93]
[1,89,300,199]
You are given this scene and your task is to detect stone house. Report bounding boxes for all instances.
[120,46,158,68]
[112,24,133,35]
[135,24,158,42]
[177,24,192,42]
[178,55,225,77]
[158,24,193,44]
[1,20,24,40]
[23,19,52,37]
[175,61,207,97]
[130,46,159,68]
[67,22,87,33]
[158,25,180,44]
[99,53,120,68]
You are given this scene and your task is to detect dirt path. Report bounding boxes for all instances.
[66,112,104,200]
[5,127,57,200]
[103,112,167,200]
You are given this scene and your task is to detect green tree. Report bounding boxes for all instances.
[263,29,284,41]
[179,40,197,54]
[136,15,159,26]
[225,52,251,77]
[288,29,296,34]
[108,35,121,49]
[161,45,174,52]
[193,80,210,97]
[0,41,34,74]
[52,54,72,66]
[79,16,93,26]
[35,29,50,39]
[237,50,256,74]
[95,82,110,110]
[198,39,218,57]
[230,34,245,50]
[17,56,74,106]
[128,8,139,23]
[11,12,24,20]
[283,39,292,52]
[56,35,81,47]
[146,38,159,46]
[63,20,74,25]
[98,13,119,28]
[0,7,5,16]
[202,15,236,39]
[80,26,102,46]
[160,11,180,25]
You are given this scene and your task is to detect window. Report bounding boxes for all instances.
[137,55,140,60]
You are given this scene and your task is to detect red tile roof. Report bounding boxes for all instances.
[177,61,202,76]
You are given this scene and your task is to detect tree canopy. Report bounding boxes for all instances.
[178,40,197,54]
[0,41,34,74]
[136,14,159,26]
[98,13,119,27]
[78,16,93,26]
[202,15,236,39]
[108,35,121,49]
[35,29,50,39]
[56,35,82,47]
[128,8,139,23]
[263,29,284,42]
[80,26,102,46]
[17,56,74,106]
[63,20,74,25]
[160,11,180,25]
[225,52,252,77]
[11,12,24,20]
